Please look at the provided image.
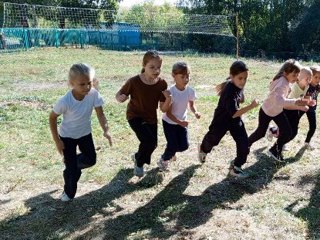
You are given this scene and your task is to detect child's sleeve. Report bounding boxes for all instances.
[188,88,196,101]
[119,78,133,96]
[159,80,168,102]
[93,89,104,107]
[225,95,238,117]
[52,97,67,115]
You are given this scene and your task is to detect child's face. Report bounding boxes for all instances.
[231,71,248,89]
[173,72,190,89]
[298,76,311,88]
[143,58,162,80]
[284,71,299,83]
[311,72,320,85]
[70,75,92,98]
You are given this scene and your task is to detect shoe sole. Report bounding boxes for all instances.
[228,171,250,179]
[267,150,285,162]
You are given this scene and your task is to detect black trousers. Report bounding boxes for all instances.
[301,109,317,143]
[283,109,302,142]
[200,117,249,167]
[128,118,157,168]
[248,108,292,153]
[162,120,189,161]
[60,133,96,199]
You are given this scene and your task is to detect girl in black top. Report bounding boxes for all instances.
[301,66,320,150]
[198,61,259,178]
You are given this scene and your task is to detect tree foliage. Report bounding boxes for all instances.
[177,0,320,58]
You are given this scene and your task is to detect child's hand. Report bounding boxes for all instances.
[194,111,201,119]
[179,120,189,128]
[55,139,64,156]
[295,98,309,106]
[308,99,316,107]
[162,90,172,100]
[103,131,113,147]
[250,99,259,108]
[117,94,128,103]
[299,105,309,112]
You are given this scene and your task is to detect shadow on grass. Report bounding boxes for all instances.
[0,146,310,239]
[79,164,200,239]
[285,169,320,239]
[174,146,307,231]
[0,167,160,239]
[73,147,307,239]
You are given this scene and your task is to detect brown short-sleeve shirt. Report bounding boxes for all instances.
[119,75,168,124]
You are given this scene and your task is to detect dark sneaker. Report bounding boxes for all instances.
[268,147,284,162]
[229,165,249,178]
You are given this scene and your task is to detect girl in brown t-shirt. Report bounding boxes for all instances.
[116,50,172,177]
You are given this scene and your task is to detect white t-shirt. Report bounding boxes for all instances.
[53,88,104,139]
[288,82,308,99]
[162,85,196,125]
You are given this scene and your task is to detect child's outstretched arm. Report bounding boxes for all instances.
[189,101,201,119]
[232,99,259,118]
[115,90,128,103]
[49,111,64,156]
[159,90,172,112]
[95,106,112,146]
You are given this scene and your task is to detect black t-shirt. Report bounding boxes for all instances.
[213,81,242,125]
[305,84,320,111]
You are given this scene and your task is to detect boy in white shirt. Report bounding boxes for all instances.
[49,63,112,201]
[157,62,200,171]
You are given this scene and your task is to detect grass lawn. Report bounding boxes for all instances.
[0,48,319,239]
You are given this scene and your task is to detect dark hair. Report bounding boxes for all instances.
[215,60,248,96]
[230,60,248,76]
[141,50,162,73]
[172,61,190,75]
[273,59,301,81]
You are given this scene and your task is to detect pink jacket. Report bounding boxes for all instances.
[262,76,296,117]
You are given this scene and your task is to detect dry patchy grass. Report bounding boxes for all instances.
[0,48,319,240]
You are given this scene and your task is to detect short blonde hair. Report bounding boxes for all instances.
[298,67,312,82]
[69,63,95,83]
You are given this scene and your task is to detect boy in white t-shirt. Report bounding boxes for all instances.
[49,63,112,201]
[157,62,201,171]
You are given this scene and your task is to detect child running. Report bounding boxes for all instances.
[301,65,320,150]
[115,50,171,178]
[49,63,112,202]
[157,62,201,171]
[198,60,258,178]
[248,59,308,162]
[281,67,313,149]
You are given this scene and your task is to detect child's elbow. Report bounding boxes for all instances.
[160,106,169,113]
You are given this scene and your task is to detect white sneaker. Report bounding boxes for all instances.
[132,154,144,177]
[305,142,315,150]
[282,144,289,151]
[266,128,274,142]
[198,150,207,163]
[60,191,71,202]
[157,158,169,171]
